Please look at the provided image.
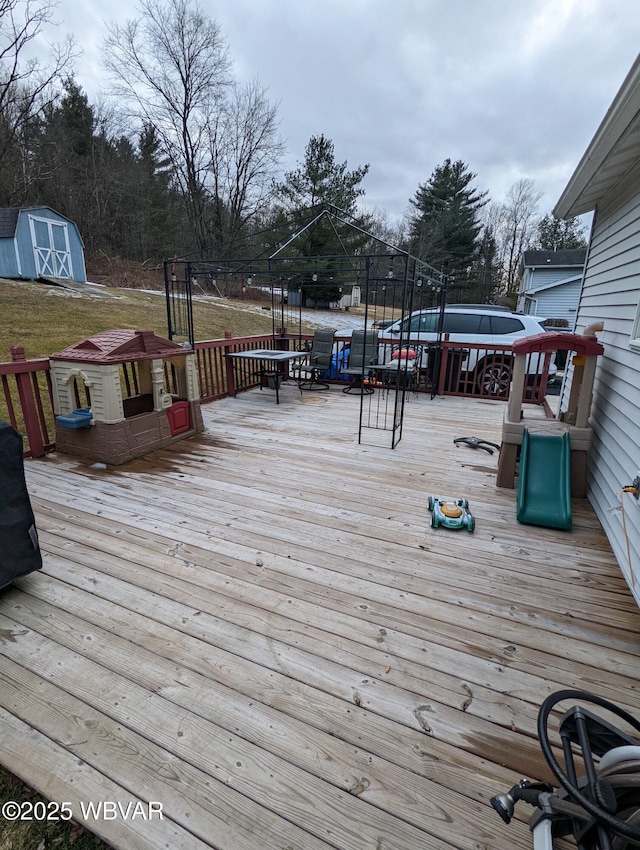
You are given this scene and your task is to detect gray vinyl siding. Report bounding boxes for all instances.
[529,280,582,327]
[574,192,640,605]
[522,267,580,290]
[518,266,583,325]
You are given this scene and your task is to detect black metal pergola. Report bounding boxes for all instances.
[164,208,447,447]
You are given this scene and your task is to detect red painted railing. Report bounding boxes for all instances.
[1,333,552,458]
[194,332,304,401]
[194,333,552,404]
[0,347,55,458]
[437,338,552,403]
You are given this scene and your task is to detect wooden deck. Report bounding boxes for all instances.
[1,385,639,850]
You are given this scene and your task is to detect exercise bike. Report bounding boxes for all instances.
[490,690,640,849]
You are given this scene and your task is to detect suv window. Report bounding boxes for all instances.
[490,316,526,334]
[443,313,492,334]
[400,312,439,334]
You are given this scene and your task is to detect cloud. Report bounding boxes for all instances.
[45,0,640,222]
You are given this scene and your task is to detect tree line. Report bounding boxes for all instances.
[0,0,586,303]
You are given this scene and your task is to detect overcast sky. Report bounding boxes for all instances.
[42,0,640,224]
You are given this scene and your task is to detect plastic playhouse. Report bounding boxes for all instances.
[50,329,204,464]
[496,329,604,529]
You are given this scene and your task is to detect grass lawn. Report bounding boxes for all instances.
[0,278,279,362]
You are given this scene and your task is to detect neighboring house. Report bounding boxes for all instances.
[517,249,586,327]
[554,53,640,606]
[0,206,87,283]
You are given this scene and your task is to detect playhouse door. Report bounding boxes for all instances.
[29,216,73,279]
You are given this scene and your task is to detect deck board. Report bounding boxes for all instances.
[1,386,639,850]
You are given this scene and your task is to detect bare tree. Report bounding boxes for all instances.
[498,178,542,298]
[104,0,231,251]
[365,207,407,251]
[103,0,283,256]
[0,0,76,202]
[207,78,284,256]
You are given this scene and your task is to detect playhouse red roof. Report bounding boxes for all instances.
[512,331,604,357]
[50,329,190,364]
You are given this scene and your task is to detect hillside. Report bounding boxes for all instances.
[0,278,278,361]
[0,276,367,363]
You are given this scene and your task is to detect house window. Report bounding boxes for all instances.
[631,299,640,351]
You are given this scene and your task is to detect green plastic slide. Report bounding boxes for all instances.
[516,429,572,530]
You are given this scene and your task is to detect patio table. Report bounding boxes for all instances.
[226,349,306,404]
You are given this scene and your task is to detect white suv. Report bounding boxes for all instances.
[378,306,556,395]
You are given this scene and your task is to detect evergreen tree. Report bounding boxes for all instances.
[535,213,587,251]
[273,134,370,304]
[125,124,181,259]
[277,135,369,214]
[408,159,488,293]
[29,80,181,260]
[58,78,94,157]
[34,79,97,239]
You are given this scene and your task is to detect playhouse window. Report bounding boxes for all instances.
[163,358,188,400]
[70,375,91,410]
[119,362,153,418]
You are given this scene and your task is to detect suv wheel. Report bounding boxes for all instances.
[475,357,512,397]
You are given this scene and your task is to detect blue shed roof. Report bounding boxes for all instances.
[0,207,81,239]
[0,209,19,239]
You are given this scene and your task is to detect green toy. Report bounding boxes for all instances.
[428,496,475,532]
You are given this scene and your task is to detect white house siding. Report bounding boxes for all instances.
[573,191,640,604]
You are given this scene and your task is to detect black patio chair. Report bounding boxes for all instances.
[297,327,336,391]
[340,329,379,394]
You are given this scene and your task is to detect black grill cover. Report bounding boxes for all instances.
[0,420,42,587]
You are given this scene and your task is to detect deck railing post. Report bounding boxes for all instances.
[10,346,46,458]
[275,328,287,351]
[223,331,237,397]
[437,336,449,396]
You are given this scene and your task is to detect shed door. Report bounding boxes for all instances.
[29,216,73,278]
